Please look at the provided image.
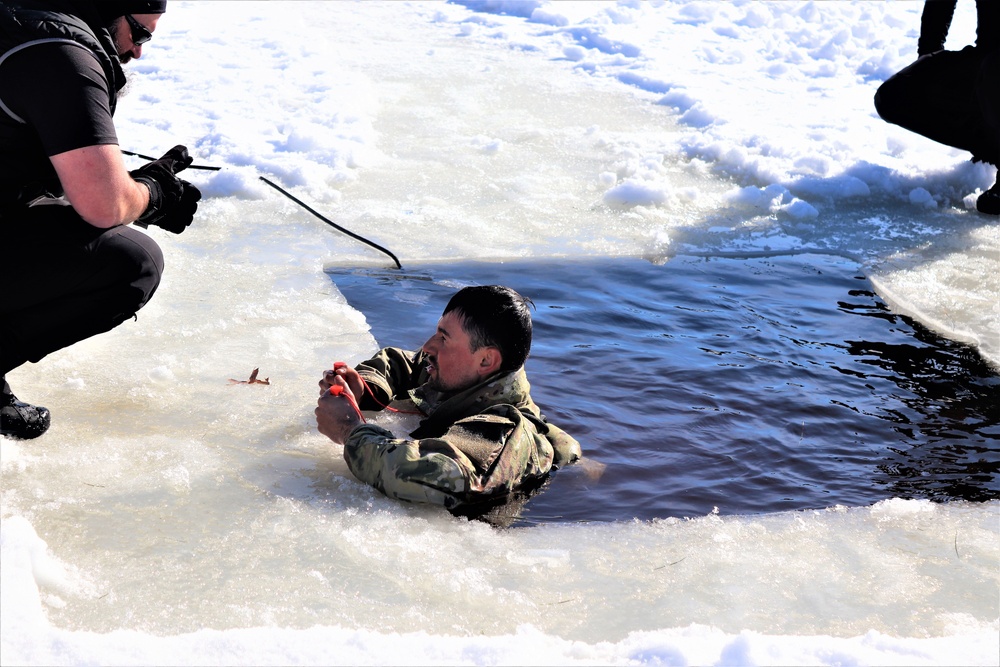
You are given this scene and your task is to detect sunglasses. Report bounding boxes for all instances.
[124,14,152,46]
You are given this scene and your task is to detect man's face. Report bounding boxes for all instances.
[421,311,490,393]
[112,13,160,64]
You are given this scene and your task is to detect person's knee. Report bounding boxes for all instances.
[133,229,163,284]
[129,232,164,309]
[106,227,165,310]
[873,79,903,124]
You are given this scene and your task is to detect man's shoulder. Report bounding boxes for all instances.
[0,15,106,88]
[0,0,120,90]
[0,39,109,127]
[464,381,582,467]
[2,2,99,49]
[3,38,102,70]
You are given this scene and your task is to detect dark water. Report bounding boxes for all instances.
[328,254,1000,524]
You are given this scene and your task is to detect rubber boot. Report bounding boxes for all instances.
[976,174,1000,215]
[0,377,51,440]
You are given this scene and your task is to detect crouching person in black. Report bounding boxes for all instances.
[0,0,200,439]
[874,0,999,214]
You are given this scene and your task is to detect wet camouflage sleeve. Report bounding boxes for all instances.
[354,347,426,411]
[342,423,477,508]
[542,421,581,467]
[342,405,556,509]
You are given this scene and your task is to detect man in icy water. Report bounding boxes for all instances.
[0,0,201,439]
[874,0,999,214]
[315,285,581,519]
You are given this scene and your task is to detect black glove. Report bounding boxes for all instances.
[130,145,202,234]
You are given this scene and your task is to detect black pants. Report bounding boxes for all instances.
[0,201,163,377]
[875,46,1000,166]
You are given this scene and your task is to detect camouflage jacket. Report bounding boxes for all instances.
[343,347,581,510]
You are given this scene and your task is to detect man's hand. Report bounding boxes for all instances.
[315,375,364,444]
[318,361,365,398]
[131,145,201,234]
[143,145,195,174]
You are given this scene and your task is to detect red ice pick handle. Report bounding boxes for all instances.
[329,362,365,422]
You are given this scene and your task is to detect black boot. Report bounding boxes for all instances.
[976,175,1000,215]
[1,378,51,440]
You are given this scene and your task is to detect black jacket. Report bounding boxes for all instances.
[0,0,124,206]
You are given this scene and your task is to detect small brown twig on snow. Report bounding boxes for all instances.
[228,368,270,385]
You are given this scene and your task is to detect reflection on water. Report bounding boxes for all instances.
[328,254,999,525]
[839,295,1000,503]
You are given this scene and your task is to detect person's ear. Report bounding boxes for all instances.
[478,347,502,376]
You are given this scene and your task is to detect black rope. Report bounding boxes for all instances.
[257,176,402,269]
[122,149,221,170]
[122,150,402,268]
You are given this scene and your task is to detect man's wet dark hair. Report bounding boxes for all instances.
[443,285,533,372]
